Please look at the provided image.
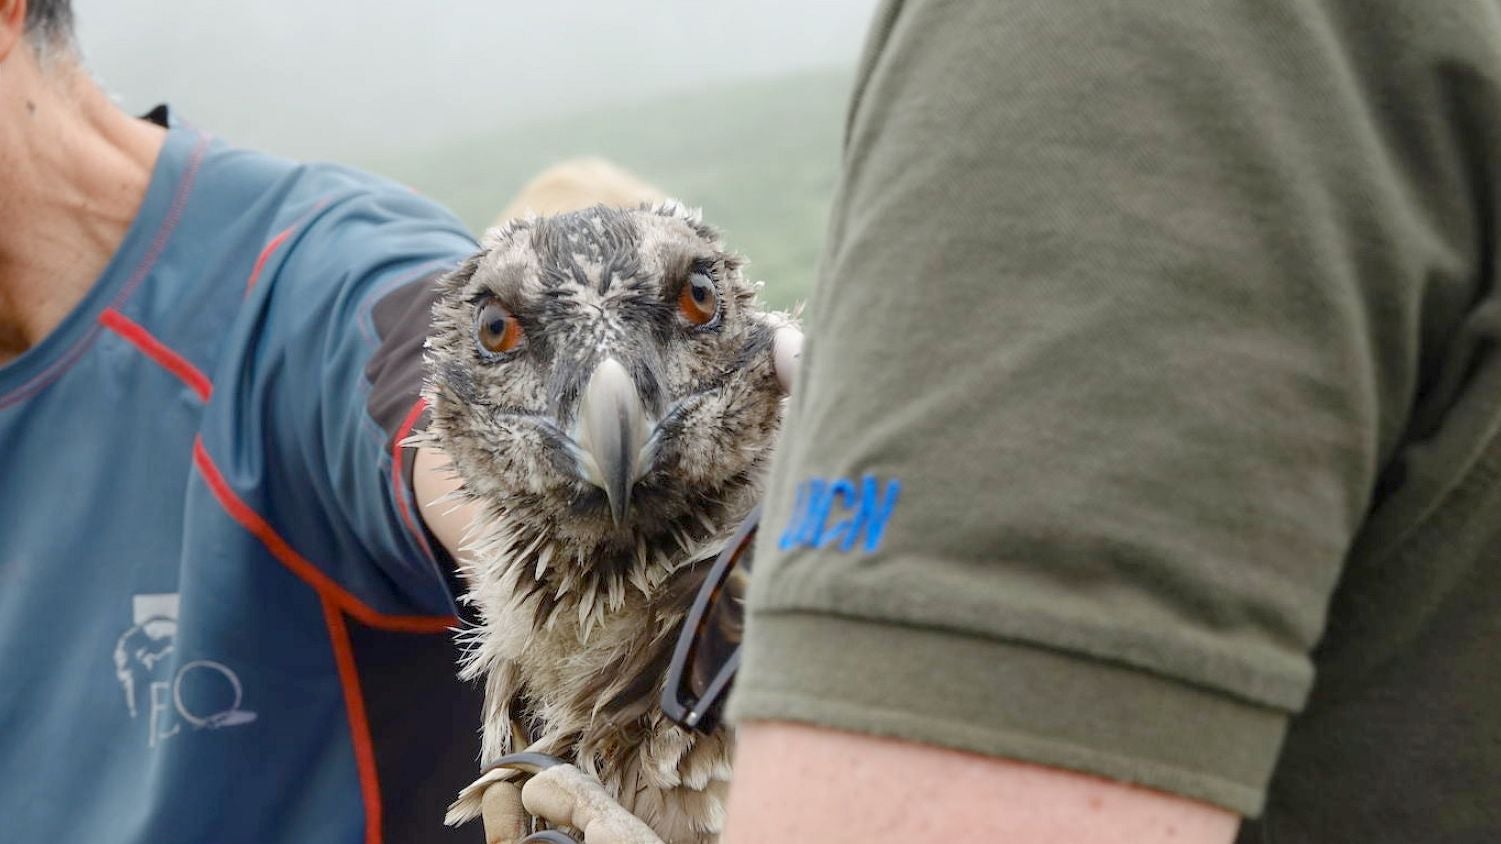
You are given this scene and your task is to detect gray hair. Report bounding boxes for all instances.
[24,0,77,62]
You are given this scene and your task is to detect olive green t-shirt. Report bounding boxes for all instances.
[729,0,1501,838]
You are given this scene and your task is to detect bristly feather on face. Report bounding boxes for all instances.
[421,201,792,842]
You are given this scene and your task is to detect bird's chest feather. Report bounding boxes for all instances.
[511,604,663,732]
[478,569,733,842]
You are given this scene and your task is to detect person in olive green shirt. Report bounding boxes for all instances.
[722,1,1501,842]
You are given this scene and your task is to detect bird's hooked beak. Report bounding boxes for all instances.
[573,357,654,526]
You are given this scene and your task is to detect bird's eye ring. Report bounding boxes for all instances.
[678,272,720,328]
[475,300,525,357]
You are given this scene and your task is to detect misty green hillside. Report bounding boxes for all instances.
[363,68,853,310]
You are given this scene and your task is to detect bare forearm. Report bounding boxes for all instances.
[721,722,1240,844]
[413,445,482,559]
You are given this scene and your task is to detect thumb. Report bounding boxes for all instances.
[481,781,529,844]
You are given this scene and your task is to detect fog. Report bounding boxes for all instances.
[73,0,879,162]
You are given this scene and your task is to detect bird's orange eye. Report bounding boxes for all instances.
[476,300,525,356]
[678,273,720,327]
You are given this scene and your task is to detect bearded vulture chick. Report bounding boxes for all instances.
[423,202,791,843]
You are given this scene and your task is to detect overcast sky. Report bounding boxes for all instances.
[73,0,878,161]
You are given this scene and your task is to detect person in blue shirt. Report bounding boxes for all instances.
[2,0,812,838]
[7,1,497,841]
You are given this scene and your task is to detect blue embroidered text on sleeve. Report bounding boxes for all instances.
[778,475,901,553]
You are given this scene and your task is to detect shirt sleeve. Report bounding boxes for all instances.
[242,179,476,618]
[729,0,1485,816]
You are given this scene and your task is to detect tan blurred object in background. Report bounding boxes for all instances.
[496,158,667,226]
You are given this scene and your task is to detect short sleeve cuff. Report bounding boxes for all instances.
[729,609,1290,817]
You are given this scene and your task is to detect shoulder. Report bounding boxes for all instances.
[279,164,474,276]
[193,144,478,310]
[190,136,474,263]
[171,135,478,375]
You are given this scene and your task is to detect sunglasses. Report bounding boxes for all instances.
[661,505,759,733]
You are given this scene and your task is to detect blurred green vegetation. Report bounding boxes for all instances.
[362,68,853,311]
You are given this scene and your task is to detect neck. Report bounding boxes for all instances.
[457,478,756,642]
[0,53,166,365]
[480,508,722,635]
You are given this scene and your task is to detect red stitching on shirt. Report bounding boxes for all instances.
[111,131,212,309]
[0,131,211,411]
[192,437,457,634]
[244,225,296,294]
[320,594,384,844]
[99,308,212,401]
[243,197,334,296]
[196,421,454,844]
[0,329,102,411]
[391,398,438,561]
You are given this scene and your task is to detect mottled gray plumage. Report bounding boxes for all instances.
[422,202,792,843]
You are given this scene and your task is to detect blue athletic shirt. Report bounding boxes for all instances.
[0,109,485,843]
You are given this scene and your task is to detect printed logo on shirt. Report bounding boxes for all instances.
[113,593,257,747]
[778,475,901,553]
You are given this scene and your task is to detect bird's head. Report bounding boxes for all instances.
[425,202,789,605]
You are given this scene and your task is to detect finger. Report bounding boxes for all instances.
[772,324,803,395]
[521,765,666,844]
[481,781,529,844]
[518,766,584,831]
